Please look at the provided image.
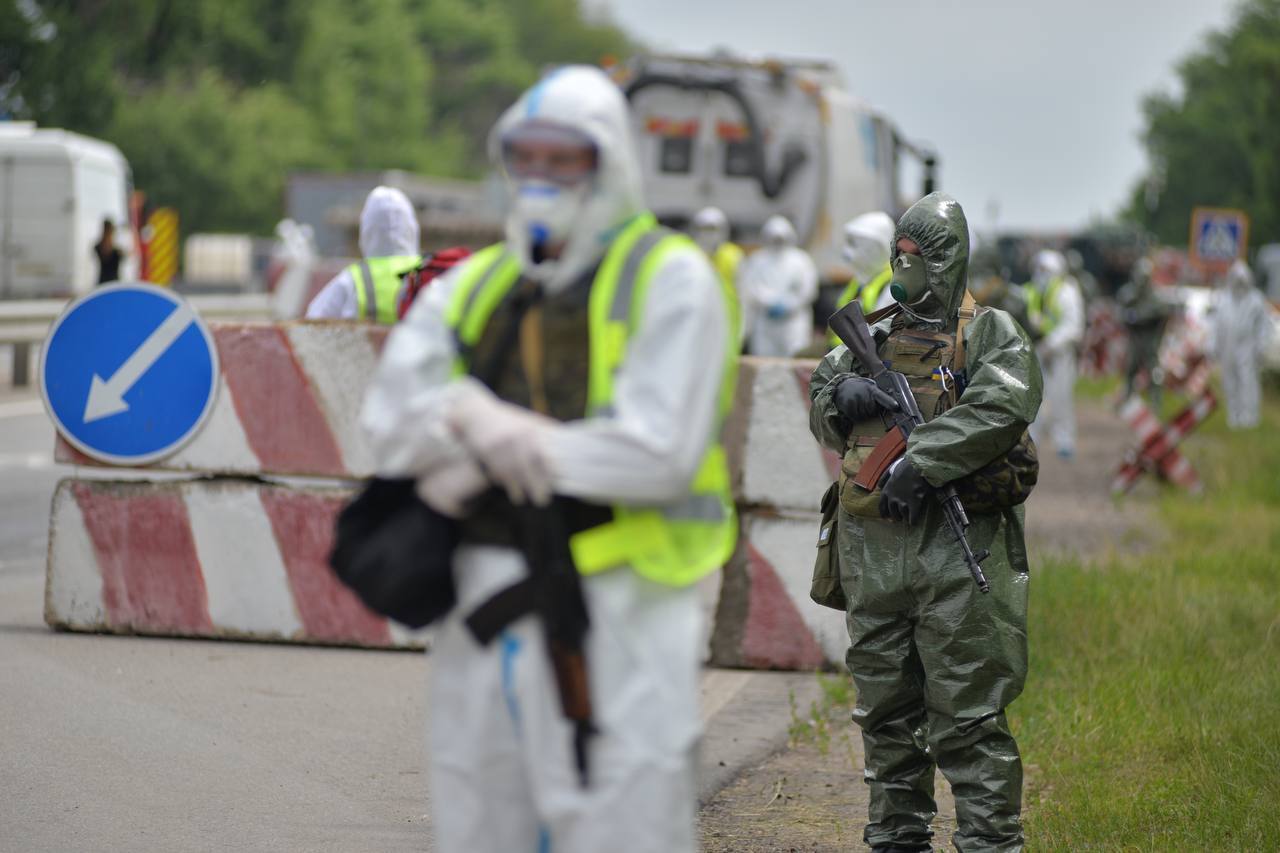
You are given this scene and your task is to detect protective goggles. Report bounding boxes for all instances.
[500,121,598,186]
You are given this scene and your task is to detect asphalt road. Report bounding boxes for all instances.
[0,391,814,852]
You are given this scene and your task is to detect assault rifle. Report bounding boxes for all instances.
[828,301,992,593]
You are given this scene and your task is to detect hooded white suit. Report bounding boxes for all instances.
[360,66,728,852]
[739,215,818,356]
[1029,250,1084,456]
[1213,260,1272,429]
[305,186,420,319]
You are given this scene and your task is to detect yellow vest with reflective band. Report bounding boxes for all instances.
[712,242,744,341]
[444,214,738,587]
[350,254,421,324]
[1024,277,1063,334]
[829,265,892,346]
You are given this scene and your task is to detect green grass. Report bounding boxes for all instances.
[1074,373,1123,401]
[1013,398,1280,850]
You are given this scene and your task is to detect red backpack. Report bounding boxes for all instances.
[397,246,472,320]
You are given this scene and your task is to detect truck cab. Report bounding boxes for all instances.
[612,53,934,285]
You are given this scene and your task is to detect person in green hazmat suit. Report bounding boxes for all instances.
[809,193,1042,852]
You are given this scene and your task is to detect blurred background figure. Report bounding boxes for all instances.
[691,206,744,343]
[93,219,123,285]
[834,211,896,318]
[306,186,421,322]
[1116,257,1172,408]
[269,219,318,320]
[739,214,818,357]
[1212,260,1271,429]
[1065,247,1100,304]
[1026,249,1084,458]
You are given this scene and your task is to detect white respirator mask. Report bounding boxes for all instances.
[511,179,590,257]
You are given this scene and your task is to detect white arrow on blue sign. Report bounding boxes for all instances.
[39,283,220,465]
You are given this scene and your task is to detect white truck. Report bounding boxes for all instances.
[613,53,937,284]
[0,122,137,298]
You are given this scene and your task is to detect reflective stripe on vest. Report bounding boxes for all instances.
[445,214,738,588]
[352,255,421,324]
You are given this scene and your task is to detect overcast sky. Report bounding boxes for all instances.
[597,0,1241,232]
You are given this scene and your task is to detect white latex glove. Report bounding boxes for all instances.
[415,455,489,519]
[445,381,558,507]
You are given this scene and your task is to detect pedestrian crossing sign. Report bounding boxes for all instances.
[1189,207,1248,271]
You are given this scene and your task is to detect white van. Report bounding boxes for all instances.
[613,53,937,284]
[0,122,137,298]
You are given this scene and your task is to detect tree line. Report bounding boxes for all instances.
[0,0,632,234]
[1126,0,1280,251]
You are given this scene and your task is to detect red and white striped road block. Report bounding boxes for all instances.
[1112,389,1216,494]
[55,323,390,478]
[709,510,848,670]
[46,477,425,648]
[724,357,841,513]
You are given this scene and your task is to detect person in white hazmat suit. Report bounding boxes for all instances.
[305,186,422,322]
[739,214,818,356]
[837,211,897,314]
[1212,260,1272,429]
[1027,249,1084,458]
[360,65,735,853]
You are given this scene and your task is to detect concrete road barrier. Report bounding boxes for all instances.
[709,509,847,670]
[55,322,390,477]
[46,477,423,649]
[46,331,847,669]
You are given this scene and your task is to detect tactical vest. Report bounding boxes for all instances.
[838,307,1038,519]
[350,254,422,324]
[830,266,893,346]
[444,213,738,588]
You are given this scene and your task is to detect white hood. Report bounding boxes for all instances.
[489,65,644,289]
[842,211,894,280]
[359,186,420,258]
[761,215,797,247]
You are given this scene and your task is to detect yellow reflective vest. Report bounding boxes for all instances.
[1023,277,1063,335]
[350,254,421,324]
[444,213,738,587]
[829,264,892,346]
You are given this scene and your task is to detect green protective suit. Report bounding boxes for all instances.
[1117,263,1171,406]
[809,193,1043,852]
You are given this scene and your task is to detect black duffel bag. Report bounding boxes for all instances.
[328,477,458,629]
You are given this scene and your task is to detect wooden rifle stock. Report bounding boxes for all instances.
[853,427,907,492]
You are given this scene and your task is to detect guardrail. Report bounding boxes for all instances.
[0,293,273,387]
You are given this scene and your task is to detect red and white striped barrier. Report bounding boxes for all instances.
[55,323,390,478]
[1112,389,1216,494]
[46,477,423,648]
[709,510,848,670]
[46,342,850,668]
[725,358,840,513]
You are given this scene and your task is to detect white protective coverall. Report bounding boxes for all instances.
[843,211,897,313]
[360,66,727,853]
[1212,260,1272,428]
[305,186,420,319]
[1029,249,1085,457]
[739,215,818,356]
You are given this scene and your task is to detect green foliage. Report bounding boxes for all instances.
[1127,0,1280,247]
[1012,398,1280,848]
[0,0,634,234]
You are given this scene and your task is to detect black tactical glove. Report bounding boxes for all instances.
[878,460,931,525]
[834,375,900,423]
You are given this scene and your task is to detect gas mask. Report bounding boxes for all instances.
[693,227,721,255]
[890,252,929,305]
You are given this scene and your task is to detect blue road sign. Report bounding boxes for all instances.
[39,283,220,465]
[1190,207,1249,267]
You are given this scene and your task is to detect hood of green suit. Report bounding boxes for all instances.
[891,192,970,326]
